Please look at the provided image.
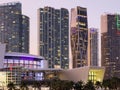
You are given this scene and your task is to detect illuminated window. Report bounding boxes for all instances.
[13,21,16,24]
[14,60,19,63]
[0,26,4,29]
[11,11,14,13]
[20,60,24,64]
[34,61,37,64]
[29,60,33,64]
[89,71,97,83]
[12,35,15,38]
[25,60,28,64]
[8,59,13,63]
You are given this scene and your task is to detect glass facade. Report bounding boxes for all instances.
[71,6,88,68]
[6,67,21,85]
[101,14,120,79]
[88,69,104,84]
[2,53,45,85]
[0,2,29,53]
[4,56,44,69]
[90,28,98,66]
[38,7,69,69]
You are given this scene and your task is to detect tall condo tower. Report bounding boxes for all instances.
[89,28,98,66]
[0,2,29,53]
[71,6,88,68]
[38,7,69,69]
[101,14,120,79]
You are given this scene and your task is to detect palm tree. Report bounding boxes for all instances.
[33,81,41,90]
[20,81,28,90]
[50,78,61,90]
[66,81,74,90]
[73,81,84,90]
[83,80,95,90]
[7,82,16,90]
[95,81,102,90]
[37,81,42,90]
[32,81,37,90]
[110,77,120,90]
[102,79,111,90]
[59,80,73,90]
[42,79,51,88]
[118,78,120,90]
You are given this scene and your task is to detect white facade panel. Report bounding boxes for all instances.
[0,43,6,68]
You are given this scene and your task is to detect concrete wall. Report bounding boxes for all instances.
[0,43,6,69]
[59,66,105,83]
[59,67,89,83]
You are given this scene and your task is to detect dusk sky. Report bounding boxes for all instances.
[0,0,120,55]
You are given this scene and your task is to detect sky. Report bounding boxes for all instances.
[0,0,120,55]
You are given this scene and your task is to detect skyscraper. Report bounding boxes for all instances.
[71,6,88,68]
[38,7,69,69]
[89,28,98,66]
[0,2,29,53]
[101,14,120,79]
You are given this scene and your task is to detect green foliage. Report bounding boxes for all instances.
[18,77,120,90]
[102,77,120,90]
[95,81,102,89]
[20,81,28,90]
[83,80,95,90]
[7,82,16,90]
[73,81,84,90]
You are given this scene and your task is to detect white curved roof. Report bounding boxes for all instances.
[5,52,45,59]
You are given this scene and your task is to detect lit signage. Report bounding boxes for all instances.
[116,15,120,30]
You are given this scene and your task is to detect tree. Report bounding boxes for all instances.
[102,79,111,90]
[50,78,61,90]
[66,81,74,90]
[118,78,120,90]
[47,77,74,90]
[32,81,41,90]
[7,82,16,90]
[110,77,120,90]
[20,81,28,90]
[83,81,95,90]
[95,81,102,90]
[60,80,74,90]
[73,81,84,90]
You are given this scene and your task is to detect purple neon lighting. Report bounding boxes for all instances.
[71,27,77,34]
[20,56,35,61]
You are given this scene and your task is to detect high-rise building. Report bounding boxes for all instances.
[38,7,69,69]
[0,2,29,53]
[71,6,88,68]
[89,28,98,66]
[101,14,120,79]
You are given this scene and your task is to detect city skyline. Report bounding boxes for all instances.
[0,1,120,86]
[0,0,120,55]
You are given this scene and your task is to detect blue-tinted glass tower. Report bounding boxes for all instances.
[38,7,69,69]
[0,2,29,53]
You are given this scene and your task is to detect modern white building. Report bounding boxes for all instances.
[0,43,105,86]
[0,43,48,85]
[59,66,105,83]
